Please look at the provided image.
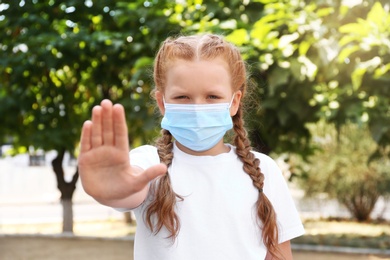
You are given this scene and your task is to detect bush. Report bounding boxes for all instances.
[292,122,390,221]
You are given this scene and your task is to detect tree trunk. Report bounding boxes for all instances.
[62,199,74,233]
[51,149,79,233]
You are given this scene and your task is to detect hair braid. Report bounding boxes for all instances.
[232,107,280,258]
[145,129,183,239]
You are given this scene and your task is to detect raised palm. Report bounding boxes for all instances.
[78,100,166,207]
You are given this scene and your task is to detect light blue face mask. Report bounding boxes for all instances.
[161,98,234,152]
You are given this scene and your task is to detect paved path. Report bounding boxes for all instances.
[1,234,389,260]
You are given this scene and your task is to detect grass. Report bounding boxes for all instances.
[293,218,390,250]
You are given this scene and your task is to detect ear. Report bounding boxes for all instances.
[230,90,242,116]
[155,90,165,115]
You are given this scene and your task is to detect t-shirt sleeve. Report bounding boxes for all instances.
[130,145,161,170]
[114,145,160,212]
[257,153,305,243]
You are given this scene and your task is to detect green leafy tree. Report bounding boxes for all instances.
[220,0,390,157]
[335,2,390,157]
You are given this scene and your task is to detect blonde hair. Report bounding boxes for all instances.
[148,34,280,258]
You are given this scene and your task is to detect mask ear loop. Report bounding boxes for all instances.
[228,93,236,108]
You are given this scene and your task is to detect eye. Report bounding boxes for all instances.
[174,95,190,100]
[207,95,220,100]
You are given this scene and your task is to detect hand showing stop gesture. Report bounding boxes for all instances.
[78,99,166,208]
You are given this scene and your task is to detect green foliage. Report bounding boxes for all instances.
[0,0,182,153]
[1,0,389,159]
[336,2,390,151]
[243,0,332,155]
[0,0,265,154]
[237,0,390,157]
[292,122,390,221]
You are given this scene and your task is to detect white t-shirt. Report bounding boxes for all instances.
[128,143,304,260]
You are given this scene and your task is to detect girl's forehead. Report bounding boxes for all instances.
[166,58,230,78]
[164,59,232,92]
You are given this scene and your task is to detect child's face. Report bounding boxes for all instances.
[156,58,242,116]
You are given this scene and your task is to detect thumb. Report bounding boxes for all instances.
[141,163,168,183]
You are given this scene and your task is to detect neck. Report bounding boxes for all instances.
[176,140,230,156]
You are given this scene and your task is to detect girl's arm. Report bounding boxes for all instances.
[265,240,293,260]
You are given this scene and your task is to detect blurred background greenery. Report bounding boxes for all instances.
[0,0,389,236]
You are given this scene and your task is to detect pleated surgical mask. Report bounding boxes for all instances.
[161,97,234,152]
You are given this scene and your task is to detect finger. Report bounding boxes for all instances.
[91,105,103,147]
[101,99,114,145]
[80,120,92,153]
[137,163,167,185]
[113,104,129,151]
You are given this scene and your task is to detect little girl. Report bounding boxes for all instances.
[79,34,304,260]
